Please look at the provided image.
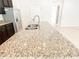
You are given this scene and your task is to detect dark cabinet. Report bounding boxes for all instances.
[0,0,4,8]
[0,26,8,42]
[0,32,3,44]
[0,0,5,14]
[6,23,15,38]
[0,0,13,14]
[0,23,15,45]
[0,8,5,14]
[2,0,13,7]
[0,39,3,45]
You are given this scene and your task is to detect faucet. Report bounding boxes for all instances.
[32,15,40,29]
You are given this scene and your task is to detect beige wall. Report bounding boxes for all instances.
[61,0,79,27]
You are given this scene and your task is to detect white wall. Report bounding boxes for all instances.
[61,0,79,27]
[12,0,61,29]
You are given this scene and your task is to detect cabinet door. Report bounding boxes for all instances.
[8,0,13,7]
[0,26,8,42]
[2,0,8,7]
[0,33,1,40]
[6,23,15,38]
[3,0,13,7]
[0,31,3,45]
[0,8,5,14]
[0,39,3,45]
[0,23,15,44]
[0,0,4,8]
[0,0,5,14]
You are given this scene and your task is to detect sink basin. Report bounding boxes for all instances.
[25,24,39,30]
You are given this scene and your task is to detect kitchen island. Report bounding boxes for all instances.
[0,22,79,57]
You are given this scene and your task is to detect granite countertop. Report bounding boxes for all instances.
[0,21,12,26]
[0,22,79,57]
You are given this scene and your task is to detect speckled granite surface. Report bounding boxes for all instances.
[0,22,79,57]
[0,22,12,26]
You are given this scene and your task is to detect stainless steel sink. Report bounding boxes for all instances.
[25,24,39,30]
[25,15,40,30]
